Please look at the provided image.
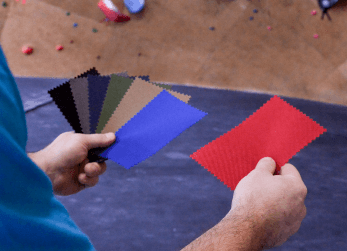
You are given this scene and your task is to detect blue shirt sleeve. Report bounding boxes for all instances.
[0,46,96,251]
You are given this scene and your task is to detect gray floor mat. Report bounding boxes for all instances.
[17,77,347,251]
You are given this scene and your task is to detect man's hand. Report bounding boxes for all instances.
[229,157,308,249]
[28,131,116,196]
[182,157,307,251]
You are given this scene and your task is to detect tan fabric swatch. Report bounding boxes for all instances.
[101,78,191,133]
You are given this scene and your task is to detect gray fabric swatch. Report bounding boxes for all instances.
[69,77,90,134]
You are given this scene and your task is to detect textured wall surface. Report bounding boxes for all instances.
[1,0,347,106]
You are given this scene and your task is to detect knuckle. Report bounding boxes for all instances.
[90,164,99,175]
[94,163,102,172]
[85,163,97,176]
[300,184,308,197]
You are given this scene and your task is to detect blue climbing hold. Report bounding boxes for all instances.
[124,0,145,14]
[73,23,78,27]
[253,9,258,13]
[249,16,254,20]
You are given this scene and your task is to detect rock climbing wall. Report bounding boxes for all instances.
[0,0,346,105]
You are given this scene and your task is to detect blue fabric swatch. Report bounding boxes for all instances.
[88,75,111,134]
[100,90,207,169]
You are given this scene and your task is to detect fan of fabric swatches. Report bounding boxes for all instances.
[48,69,205,166]
[101,78,191,134]
[94,75,177,134]
[190,95,327,191]
[51,71,161,135]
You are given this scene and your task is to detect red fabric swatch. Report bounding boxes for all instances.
[190,95,327,191]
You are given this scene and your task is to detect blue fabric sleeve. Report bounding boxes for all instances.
[0,46,96,251]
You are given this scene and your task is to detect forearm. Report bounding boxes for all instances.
[181,209,265,251]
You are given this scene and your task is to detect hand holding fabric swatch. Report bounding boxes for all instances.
[190,95,327,191]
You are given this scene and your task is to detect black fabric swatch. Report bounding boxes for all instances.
[48,82,83,133]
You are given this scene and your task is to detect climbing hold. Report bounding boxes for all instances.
[22,46,33,55]
[70,40,74,44]
[249,16,254,20]
[97,55,101,60]
[73,23,78,27]
[138,53,141,56]
[311,10,317,15]
[92,28,98,33]
[314,34,319,38]
[267,26,272,30]
[124,0,145,14]
[253,9,258,13]
[98,0,131,23]
[56,45,64,51]
[209,26,215,31]
[318,0,338,20]
[2,1,7,7]
[66,12,70,16]
[115,14,131,22]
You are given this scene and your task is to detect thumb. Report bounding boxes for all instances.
[254,157,277,176]
[83,133,116,150]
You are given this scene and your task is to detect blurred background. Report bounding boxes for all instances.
[1,0,347,105]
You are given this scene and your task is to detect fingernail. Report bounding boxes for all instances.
[106,132,115,140]
[262,157,275,164]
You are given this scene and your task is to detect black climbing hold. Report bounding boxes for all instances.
[317,0,339,20]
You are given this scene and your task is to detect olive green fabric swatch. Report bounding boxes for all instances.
[95,74,134,133]
[154,82,172,90]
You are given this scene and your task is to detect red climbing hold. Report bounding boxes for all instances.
[56,45,64,51]
[314,34,319,39]
[311,10,317,15]
[22,46,33,55]
[98,0,131,24]
[115,13,131,22]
